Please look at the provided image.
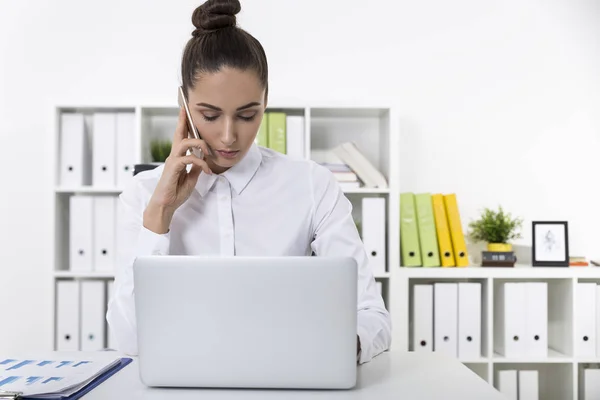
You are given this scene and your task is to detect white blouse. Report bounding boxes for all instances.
[106,143,391,364]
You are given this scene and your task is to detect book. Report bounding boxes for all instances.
[332,142,388,188]
[0,355,131,399]
[569,256,589,266]
[338,181,360,190]
[332,171,358,182]
[481,260,515,267]
[482,251,517,262]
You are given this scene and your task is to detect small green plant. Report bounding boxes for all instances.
[468,206,523,244]
[150,139,172,163]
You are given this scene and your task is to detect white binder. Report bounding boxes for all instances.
[497,370,518,399]
[116,112,136,188]
[376,281,383,297]
[93,196,116,272]
[361,197,386,275]
[59,113,90,187]
[518,370,539,400]
[285,115,305,159]
[56,281,80,351]
[107,280,117,350]
[524,282,548,357]
[69,196,94,272]
[495,282,526,357]
[80,281,106,351]
[92,112,117,187]
[584,369,600,400]
[434,283,458,357]
[413,284,433,352]
[576,283,597,357]
[458,282,481,359]
[597,285,600,357]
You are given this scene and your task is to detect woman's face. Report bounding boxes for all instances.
[187,67,267,174]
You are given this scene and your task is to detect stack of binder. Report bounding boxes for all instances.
[255,112,305,159]
[59,112,136,189]
[496,370,539,400]
[412,282,482,359]
[400,193,469,267]
[70,195,119,273]
[494,282,548,358]
[56,280,116,352]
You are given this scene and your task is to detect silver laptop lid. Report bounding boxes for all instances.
[133,256,358,389]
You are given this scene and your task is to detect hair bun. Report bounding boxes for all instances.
[192,0,241,36]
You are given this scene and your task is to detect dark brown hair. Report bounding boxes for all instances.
[181,0,269,100]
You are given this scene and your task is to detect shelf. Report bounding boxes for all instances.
[343,188,389,194]
[493,349,572,363]
[374,273,391,279]
[460,358,489,364]
[398,265,600,279]
[54,271,115,279]
[56,187,123,194]
[574,358,600,364]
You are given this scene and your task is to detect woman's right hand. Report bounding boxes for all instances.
[143,107,212,234]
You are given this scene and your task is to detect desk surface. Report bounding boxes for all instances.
[84,351,507,400]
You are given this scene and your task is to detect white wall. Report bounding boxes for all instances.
[0,0,598,352]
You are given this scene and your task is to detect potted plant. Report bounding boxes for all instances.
[468,206,523,251]
[150,139,172,163]
[134,139,172,176]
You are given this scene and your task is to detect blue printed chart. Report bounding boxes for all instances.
[0,356,121,396]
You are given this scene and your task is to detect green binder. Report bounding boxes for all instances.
[415,193,441,267]
[400,192,422,267]
[267,112,286,154]
[255,114,269,147]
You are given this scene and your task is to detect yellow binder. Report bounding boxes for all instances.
[400,192,422,267]
[432,194,455,267]
[443,193,469,267]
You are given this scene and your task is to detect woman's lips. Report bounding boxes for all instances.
[216,150,240,159]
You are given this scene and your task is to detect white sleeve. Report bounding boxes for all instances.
[309,164,392,364]
[106,176,171,355]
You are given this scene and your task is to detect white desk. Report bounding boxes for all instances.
[85,351,507,399]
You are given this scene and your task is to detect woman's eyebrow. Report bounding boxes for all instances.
[195,102,261,111]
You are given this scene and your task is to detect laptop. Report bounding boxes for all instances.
[133,255,358,389]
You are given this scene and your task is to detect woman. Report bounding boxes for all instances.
[107,0,391,364]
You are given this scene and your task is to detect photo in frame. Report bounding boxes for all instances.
[532,221,569,267]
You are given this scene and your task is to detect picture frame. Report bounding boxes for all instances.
[532,221,569,267]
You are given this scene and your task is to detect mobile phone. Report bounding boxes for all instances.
[177,86,203,159]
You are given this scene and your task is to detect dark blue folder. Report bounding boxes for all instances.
[20,358,133,400]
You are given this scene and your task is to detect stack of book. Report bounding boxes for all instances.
[311,149,361,190]
[311,142,388,190]
[332,142,387,189]
[400,193,469,268]
[481,251,517,267]
[569,256,589,266]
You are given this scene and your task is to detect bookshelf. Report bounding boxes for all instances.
[394,265,600,399]
[52,103,600,397]
[51,103,400,352]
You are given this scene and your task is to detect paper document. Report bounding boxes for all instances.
[0,355,123,398]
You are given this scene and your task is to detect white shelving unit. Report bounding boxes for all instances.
[392,264,600,399]
[51,103,400,351]
[52,103,598,397]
